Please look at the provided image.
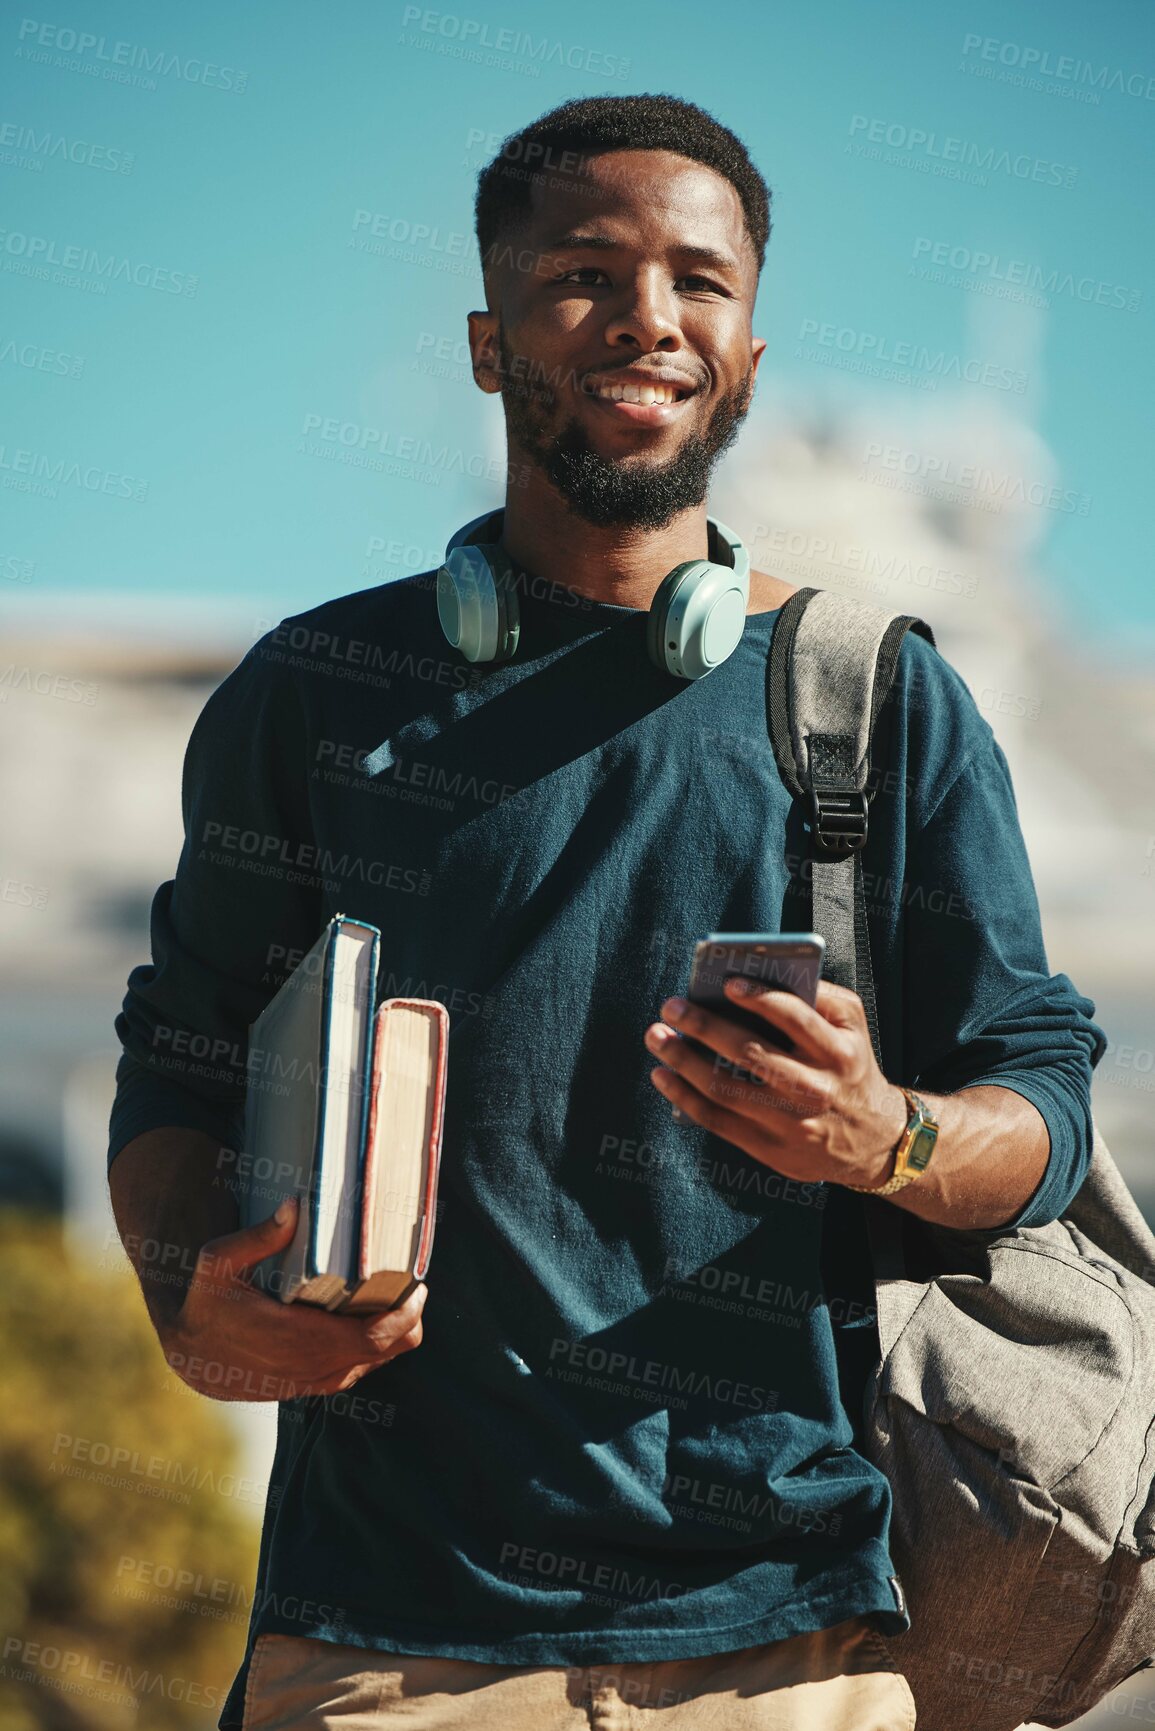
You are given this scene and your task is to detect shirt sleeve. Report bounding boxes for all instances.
[108,634,322,1171]
[900,734,1108,1230]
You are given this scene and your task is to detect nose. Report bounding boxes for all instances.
[601,266,685,353]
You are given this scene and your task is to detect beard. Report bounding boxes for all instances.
[495,323,756,531]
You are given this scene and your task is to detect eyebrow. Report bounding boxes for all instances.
[543,232,741,275]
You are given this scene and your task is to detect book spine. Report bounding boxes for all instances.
[307,927,339,1280]
[347,926,381,1288]
[358,1014,384,1282]
[412,1001,449,1279]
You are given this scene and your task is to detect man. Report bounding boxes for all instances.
[108,94,1106,1729]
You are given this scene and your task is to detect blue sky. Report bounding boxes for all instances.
[2,0,1151,653]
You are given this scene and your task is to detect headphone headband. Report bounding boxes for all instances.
[437,510,750,679]
[446,509,749,583]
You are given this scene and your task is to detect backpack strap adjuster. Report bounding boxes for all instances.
[809,786,869,856]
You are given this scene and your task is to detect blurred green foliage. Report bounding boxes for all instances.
[0,1211,261,1729]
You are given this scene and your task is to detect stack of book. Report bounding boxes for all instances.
[240,914,448,1311]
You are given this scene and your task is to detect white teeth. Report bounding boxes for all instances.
[592,382,681,405]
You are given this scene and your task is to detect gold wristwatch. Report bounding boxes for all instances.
[847,1086,939,1196]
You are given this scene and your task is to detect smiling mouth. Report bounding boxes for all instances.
[581,380,695,406]
[578,378,699,428]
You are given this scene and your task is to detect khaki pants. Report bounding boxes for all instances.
[242,1615,916,1728]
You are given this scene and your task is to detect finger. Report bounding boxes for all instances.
[379,1318,424,1359]
[299,1317,426,1398]
[168,1288,428,1401]
[198,1196,300,1285]
[360,1284,427,1353]
[650,1029,829,1126]
[810,979,869,1025]
[649,1005,830,1110]
[720,979,846,1063]
[250,1280,428,1360]
[649,1063,778,1165]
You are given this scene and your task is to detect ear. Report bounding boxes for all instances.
[467,310,503,396]
[750,335,768,383]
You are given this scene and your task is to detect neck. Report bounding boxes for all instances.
[498,490,715,611]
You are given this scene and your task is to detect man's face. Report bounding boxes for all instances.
[472,149,766,531]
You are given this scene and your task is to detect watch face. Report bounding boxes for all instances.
[907,1121,938,1173]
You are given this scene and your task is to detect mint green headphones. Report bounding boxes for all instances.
[435,508,751,681]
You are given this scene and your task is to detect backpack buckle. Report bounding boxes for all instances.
[809,787,869,855]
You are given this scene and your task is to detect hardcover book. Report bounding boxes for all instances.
[240,914,448,1311]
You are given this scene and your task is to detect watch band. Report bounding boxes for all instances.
[847,1086,939,1196]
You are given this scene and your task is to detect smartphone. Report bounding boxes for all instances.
[683,932,825,1070]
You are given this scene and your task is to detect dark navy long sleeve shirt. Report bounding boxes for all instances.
[107,568,1107,1729]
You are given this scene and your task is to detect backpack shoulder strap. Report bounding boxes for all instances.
[767,585,1155,1294]
[767,585,935,1069]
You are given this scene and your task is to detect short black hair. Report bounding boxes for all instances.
[474,93,771,306]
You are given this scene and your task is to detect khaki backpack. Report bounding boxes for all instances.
[767,586,1155,1730]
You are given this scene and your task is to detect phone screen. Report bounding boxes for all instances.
[682,932,825,1076]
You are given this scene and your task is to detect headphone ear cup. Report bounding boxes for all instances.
[646,563,693,676]
[489,552,521,660]
[646,560,748,681]
[437,542,521,663]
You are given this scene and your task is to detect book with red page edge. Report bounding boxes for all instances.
[338,996,449,1312]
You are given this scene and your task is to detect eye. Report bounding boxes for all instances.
[554,269,727,293]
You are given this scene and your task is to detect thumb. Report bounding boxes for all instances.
[199,1195,299,1282]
